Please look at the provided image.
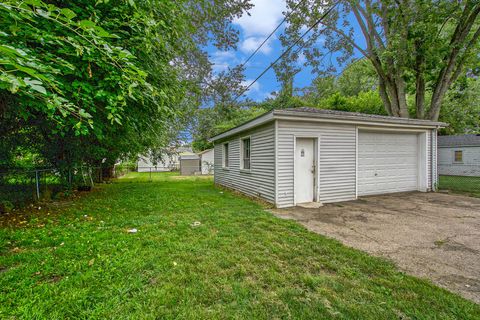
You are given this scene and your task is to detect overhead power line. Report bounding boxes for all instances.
[238,0,308,69]
[234,2,339,102]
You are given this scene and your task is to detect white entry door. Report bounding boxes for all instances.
[358,131,419,196]
[295,138,316,203]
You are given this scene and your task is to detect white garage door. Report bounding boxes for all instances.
[358,131,418,196]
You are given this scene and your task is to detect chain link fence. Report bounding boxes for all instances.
[0,166,120,211]
[438,174,480,196]
[137,163,214,176]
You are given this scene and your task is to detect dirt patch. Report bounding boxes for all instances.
[271,192,480,304]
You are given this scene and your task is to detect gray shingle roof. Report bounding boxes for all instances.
[438,134,480,147]
[277,107,446,126]
[210,107,446,141]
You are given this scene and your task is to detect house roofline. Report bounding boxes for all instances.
[209,108,447,142]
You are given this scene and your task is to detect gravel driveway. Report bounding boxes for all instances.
[271,192,480,303]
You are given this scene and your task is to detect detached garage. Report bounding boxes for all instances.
[211,107,445,208]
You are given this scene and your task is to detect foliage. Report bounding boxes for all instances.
[439,75,480,134]
[337,58,378,96]
[0,0,157,133]
[0,172,478,318]
[318,91,386,115]
[192,104,267,152]
[0,0,253,173]
[283,0,480,120]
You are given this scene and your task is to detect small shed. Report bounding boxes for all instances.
[179,154,200,176]
[198,149,214,174]
[438,134,480,176]
[210,107,446,208]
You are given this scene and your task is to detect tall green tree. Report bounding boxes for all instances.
[0,0,252,170]
[283,0,480,119]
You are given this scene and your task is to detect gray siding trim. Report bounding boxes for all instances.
[427,131,432,190]
[274,120,278,205]
[214,123,275,203]
[433,131,436,189]
[276,120,357,208]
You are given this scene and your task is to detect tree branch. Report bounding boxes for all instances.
[429,3,480,120]
[357,0,386,49]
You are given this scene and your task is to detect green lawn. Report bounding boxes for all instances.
[439,175,480,197]
[1,173,478,319]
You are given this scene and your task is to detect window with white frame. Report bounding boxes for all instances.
[454,150,463,163]
[241,137,251,170]
[223,143,229,168]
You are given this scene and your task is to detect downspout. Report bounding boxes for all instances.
[432,127,438,191]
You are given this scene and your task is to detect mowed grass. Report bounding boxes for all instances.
[0,173,479,319]
[439,175,480,198]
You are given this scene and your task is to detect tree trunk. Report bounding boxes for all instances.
[415,77,425,119]
[378,76,393,116]
[414,41,426,119]
[396,76,409,118]
[102,166,115,179]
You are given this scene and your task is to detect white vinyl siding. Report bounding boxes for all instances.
[213,117,436,208]
[438,146,480,177]
[276,120,356,208]
[214,123,275,203]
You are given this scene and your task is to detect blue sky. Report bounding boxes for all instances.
[206,0,363,102]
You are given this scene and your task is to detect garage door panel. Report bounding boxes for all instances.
[358,132,418,196]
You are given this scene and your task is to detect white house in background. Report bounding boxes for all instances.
[438,134,480,177]
[210,107,446,208]
[137,146,194,172]
[198,149,214,174]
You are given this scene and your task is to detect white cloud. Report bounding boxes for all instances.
[240,36,274,54]
[234,0,286,37]
[210,50,237,72]
[297,51,306,65]
[241,79,261,92]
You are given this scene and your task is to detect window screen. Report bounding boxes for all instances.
[454,150,463,163]
[223,143,229,167]
[242,138,250,169]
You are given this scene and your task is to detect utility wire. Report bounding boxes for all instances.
[238,0,308,68]
[234,1,339,102]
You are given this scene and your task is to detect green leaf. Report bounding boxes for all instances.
[24,78,47,94]
[60,8,76,20]
[78,20,96,30]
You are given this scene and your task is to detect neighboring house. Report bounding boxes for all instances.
[210,107,446,208]
[179,154,200,176]
[137,146,193,172]
[438,134,480,177]
[198,149,214,175]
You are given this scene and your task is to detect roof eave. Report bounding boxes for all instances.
[274,110,447,128]
[209,110,447,142]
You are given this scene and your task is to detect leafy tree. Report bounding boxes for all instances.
[283,0,480,120]
[0,0,253,172]
[337,59,377,96]
[439,74,480,134]
[0,0,157,133]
